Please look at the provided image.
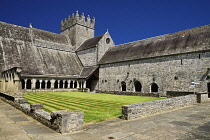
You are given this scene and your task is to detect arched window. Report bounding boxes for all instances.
[54,80,58,89]
[64,81,68,88]
[41,80,46,89]
[47,81,51,89]
[21,79,25,89]
[151,83,158,92]
[35,80,40,89]
[121,81,126,91]
[26,79,32,89]
[59,80,63,88]
[134,80,142,92]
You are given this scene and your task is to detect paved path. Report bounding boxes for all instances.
[0,99,210,140]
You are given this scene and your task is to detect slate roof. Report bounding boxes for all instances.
[99,24,210,64]
[0,21,83,76]
[76,34,104,51]
[80,66,99,79]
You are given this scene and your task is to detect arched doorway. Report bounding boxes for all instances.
[59,80,63,88]
[151,83,158,92]
[121,81,126,91]
[21,79,25,89]
[70,81,73,88]
[64,81,68,88]
[41,81,45,89]
[54,80,58,89]
[207,82,210,98]
[26,79,32,89]
[47,81,51,89]
[134,81,142,92]
[35,80,40,89]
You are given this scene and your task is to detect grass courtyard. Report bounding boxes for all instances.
[23,92,160,123]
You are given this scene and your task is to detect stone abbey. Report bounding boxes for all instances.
[0,11,210,98]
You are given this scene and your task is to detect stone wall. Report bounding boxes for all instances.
[122,94,208,120]
[77,47,97,66]
[0,94,84,133]
[96,90,160,97]
[99,51,210,95]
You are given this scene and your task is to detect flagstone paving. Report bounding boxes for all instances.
[0,99,210,140]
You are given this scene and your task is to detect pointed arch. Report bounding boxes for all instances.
[151,83,158,92]
[47,81,51,89]
[26,79,32,89]
[35,80,40,89]
[41,80,46,89]
[121,81,126,91]
[54,80,58,89]
[64,81,68,88]
[21,79,25,89]
[134,80,142,92]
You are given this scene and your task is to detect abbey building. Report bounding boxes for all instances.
[0,11,210,98]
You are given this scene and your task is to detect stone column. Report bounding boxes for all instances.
[45,80,48,89]
[77,80,80,88]
[32,79,36,89]
[39,80,42,89]
[24,79,27,89]
[73,80,75,88]
[51,79,55,89]
[58,80,60,89]
[83,80,86,88]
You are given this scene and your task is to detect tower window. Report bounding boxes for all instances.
[199,54,201,59]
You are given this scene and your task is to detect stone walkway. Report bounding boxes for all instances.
[0,99,210,140]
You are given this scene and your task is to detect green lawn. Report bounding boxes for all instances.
[23,92,160,123]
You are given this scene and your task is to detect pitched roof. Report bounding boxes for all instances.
[99,24,210,64]
[0,21,83,76]
[76,34,104,51]
[79,66,98,79]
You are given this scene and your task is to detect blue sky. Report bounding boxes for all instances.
[1,0,210,45]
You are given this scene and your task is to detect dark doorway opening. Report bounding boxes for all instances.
[21,79,25,89]
[26,79,32,89]
[85,67,99,91]
[35,80,40,89]
[208,82,210,98]
[59,80,63,88]
[47,81,51,89]
[121,81,126,91]
[134,80,142,92]
[151,83,158,92]
[70,81,73,88]
[54,80,58,89]
[41,81,45,89]
[64,81,68,88]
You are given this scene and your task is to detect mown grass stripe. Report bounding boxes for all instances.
[24,92,160,123]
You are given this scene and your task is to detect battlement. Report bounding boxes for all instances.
[61,11,95,32]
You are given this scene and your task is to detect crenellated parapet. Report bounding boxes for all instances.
[61,11,95,32]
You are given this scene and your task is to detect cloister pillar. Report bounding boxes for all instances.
[58,80,60,89]
[51,79,55,89]
[24,79,27,89]
[32,79,36,89]
[83,80,86,88]
[77,80,80,88]
[39,80,42,89]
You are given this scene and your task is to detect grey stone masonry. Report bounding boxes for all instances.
[0,95,84,133]
[197,93,209,103]
[51,110,84,133]
[122,94,197,120]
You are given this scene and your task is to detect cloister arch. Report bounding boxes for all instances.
[151,83,158,92]
[26,79,32,89]
[134,80,142,92]
[35,80,40,89]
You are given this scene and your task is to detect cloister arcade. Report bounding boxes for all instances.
[21,79,87,90]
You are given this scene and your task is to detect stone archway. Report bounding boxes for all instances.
[151,83,158,92]
[47,81,51,89]
[134,80,142,92]
[41,81,45,89]
[35,80,40,89]
[26,79,32,89]
[54,80,58,89]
